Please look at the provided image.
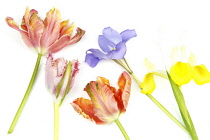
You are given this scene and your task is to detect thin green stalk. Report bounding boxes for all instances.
[147,94,189,134]
[8,54,42,134]
[131,74,188,134]
[54,103,59,140]
[115,119,130,140]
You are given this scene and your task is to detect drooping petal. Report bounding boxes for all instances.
[65,27,85,46]
[40,8,61,48]
[71,98,105,124]
[107,42,126,59]
[170,62,193,85]
[120,29,137,42]
[85,54,101,68]
[48,35,71,54]
[102,27,122,45]
[115,72,131,114]
[192,64,210,85]
[85,81,120,123]
[5,17,33,47]
[140,73,156,94]
[22,7,44,48]
[98,35,116,53]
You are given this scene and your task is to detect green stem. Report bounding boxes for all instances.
[131,72,189,134]
[146,94,189,134]
[8,54,42,134]
[54,103,59,140]
[115,119,130,140]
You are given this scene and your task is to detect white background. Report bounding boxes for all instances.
[1,0,210,140]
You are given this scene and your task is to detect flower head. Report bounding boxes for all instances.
[45,53,79,104]
[169,47,210,85]
[85,27,136,67]
[6,7,85,55]
[71,72,131,124]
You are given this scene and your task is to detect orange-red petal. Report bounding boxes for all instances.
[71,98,105,124]
[115,71,131,114]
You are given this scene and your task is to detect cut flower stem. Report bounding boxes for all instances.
[54,103,59,140]
[8,54,42,134]
[115,119,130,140]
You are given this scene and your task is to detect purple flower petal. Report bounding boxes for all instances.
[107,42,126,59]
[85,54,101,68]
[86,49,107,59]
[120,29,137,42]
[102,27,122,45]
[98,35,116,53]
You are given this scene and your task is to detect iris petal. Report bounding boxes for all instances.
[98,35,116,53]
[85,54,101,68]
[102,27,122,44]
[86,49,107,59]
[170,62,193,85]
[107,42,126,59]
[140,73,156,94]
[192,64,210,85]
[120,29,137,42]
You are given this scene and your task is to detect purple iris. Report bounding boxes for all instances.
[85,27,137,67]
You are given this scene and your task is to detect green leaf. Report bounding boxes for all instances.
[167,72,198,140]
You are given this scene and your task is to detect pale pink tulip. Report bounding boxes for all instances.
[46,53,79,104]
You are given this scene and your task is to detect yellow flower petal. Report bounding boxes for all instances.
[170,61,193,85]
[140,73,156,94]
[192,64,210,85]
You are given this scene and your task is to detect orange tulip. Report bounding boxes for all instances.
[72,71,131,124]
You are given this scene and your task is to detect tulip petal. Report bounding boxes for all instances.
[140,73,156,94]
[66,28,85,46]
[170,62,193,85]
[98,35,116,53]
[22,7,44,48]
[40,8,61,48]
[96,77,110,86]
[120,29,137,42]
[71,98,105,124]
[49,35,71,53]
[60,20,76,36]
[115,72,131,113]
[45,54,68,98]
[85,81,120,123]
[192,64,210,85]
[5,17,33,47]
[102,27,122,45]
